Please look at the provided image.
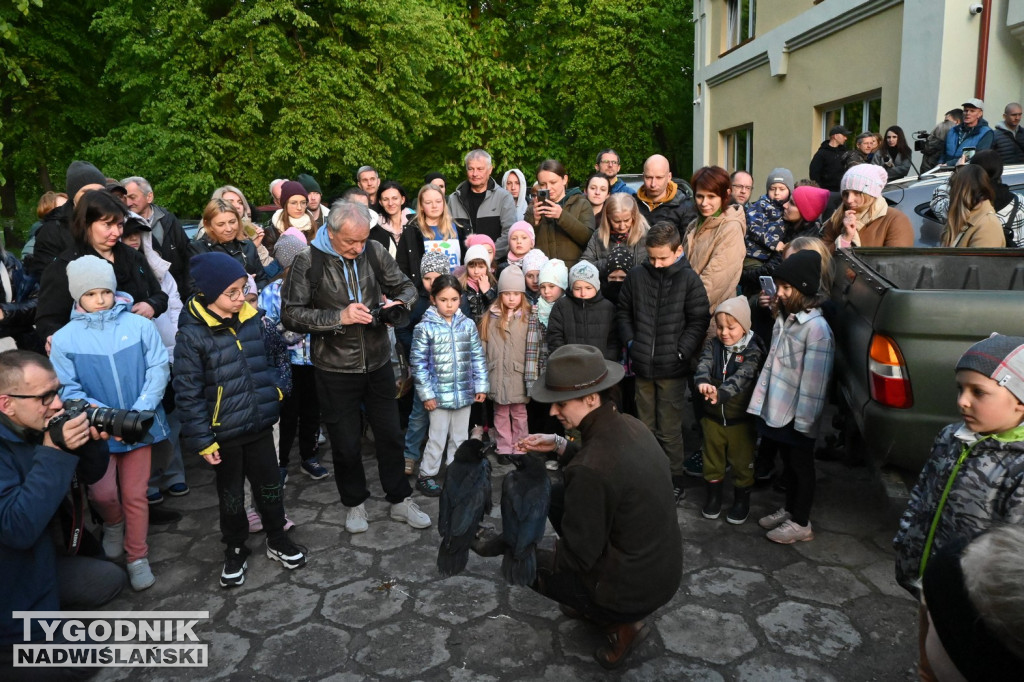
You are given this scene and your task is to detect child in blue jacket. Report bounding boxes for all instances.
[50,256,170,592]
[743,169,793,285]
[409,275,488,496]
[174,252,306,588]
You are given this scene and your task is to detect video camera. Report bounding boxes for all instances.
[913,130,930,153]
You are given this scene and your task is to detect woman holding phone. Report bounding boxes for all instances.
[523,159,595,268]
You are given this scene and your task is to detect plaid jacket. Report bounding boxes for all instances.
[746,307,833,435]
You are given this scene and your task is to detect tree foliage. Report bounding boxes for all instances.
[2,0,694,230]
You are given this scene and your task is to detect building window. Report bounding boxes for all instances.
[823,95,882,138]
[723,125,754,173]
[727,0,756,50]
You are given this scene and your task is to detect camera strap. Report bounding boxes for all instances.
[65,473,84,555]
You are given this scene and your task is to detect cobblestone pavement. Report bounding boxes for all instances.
[95,437,919,681]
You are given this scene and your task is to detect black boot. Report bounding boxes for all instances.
[726,486,752,525]
[701,480,723,519]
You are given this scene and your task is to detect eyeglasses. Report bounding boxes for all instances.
[599,159,620,166]
[731,184,753,192]
[287,199,308,207]
[6,384,64,406]
[222,285,252,301]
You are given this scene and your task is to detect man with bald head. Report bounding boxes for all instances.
[993,102,1024,165]
[281,201,432,536]
[635,154,697,237]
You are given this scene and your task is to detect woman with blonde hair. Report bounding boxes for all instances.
[188,198,269,292]
[210,185,278,275]
[941,165,1005,248]
[397,183,467,293]
[580,193,649,276]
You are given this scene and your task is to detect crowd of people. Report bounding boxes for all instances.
[3,101,1024,675]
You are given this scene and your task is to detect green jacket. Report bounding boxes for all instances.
[524,189,595,268]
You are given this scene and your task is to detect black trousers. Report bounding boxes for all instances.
[316,364,412,507]
[213,430,287,550]
[278,364,320,467]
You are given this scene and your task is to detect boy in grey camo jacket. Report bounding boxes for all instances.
[894,334,1024,598]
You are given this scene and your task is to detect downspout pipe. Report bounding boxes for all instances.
[976,0,992,99]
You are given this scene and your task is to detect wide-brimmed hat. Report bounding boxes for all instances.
[530,344,624,402]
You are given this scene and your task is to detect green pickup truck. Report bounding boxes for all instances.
[830,247,1024,472]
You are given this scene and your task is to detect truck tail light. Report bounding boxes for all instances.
[868,334,913,409]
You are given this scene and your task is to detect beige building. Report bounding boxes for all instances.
[692,0,1024,184]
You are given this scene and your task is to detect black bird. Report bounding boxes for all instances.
[437,438,494,576]
[501,453,552,586]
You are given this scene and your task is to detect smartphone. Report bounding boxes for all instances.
[962,147,976,162]
[759,276,777,297]
[537,188,550,204]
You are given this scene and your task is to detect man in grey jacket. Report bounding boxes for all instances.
[448,149,517,259]
[281,201,431,534]
[993,102,1024,165]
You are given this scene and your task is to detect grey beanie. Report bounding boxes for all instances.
[765,167,795,194]
[569,260,600,292]
[66,161,107,201]
[956,334,1024,404]
[67,255,116,303]
[273,234,306,270]
[420,251,451,278]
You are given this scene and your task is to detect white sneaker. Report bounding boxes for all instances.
[345,503,369,534]
[102,521,125,560]
[127,558,155,591]
[390,499,431,529]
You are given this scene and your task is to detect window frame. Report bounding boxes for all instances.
[821,93,883,139]
[726,0,756,51]
[722,124,754,174]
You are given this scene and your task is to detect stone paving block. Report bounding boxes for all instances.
[658,604,757,664]
[385,541,447,584]
[733,652,839,681]
[702,531,802,573]
[681,541,712,575]
[294,546,374,588]
[773,562,871,605]
[194,630,252,681]
[136,559,208,600]
[526,663,613,681]
[449,614,553,670]
[791,531,884,567]
[446,666,499,681]
[859,560,917,601]
[146,532,195,565]
[507,583,561,620]
[293,479,343,505]
[355,620,450,677]
[414,575,498,624]
[871,526,900,554]
[321,673,380,682]
[622,657,726,681]
[322,577,408,628]
[227,582,320,633]
[685,566,774,606]
[555,617,604,663]
[843,594,920,679]
[251,622,351,678]
[757,601,862,660]
[348,515,429,552]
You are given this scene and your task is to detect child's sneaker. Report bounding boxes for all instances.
[147,490,164,505]
[758,507,792,530]
[301,458,330,480]
[416,477,442,497]
[267,538,307,569]
[127,558,155,591]
[683,451,704,478]
[766,520,814,544]
[166,482,190,497]
[247,509,263,533]
[220,547,249,588]
[102,521,125,560]
[390,499,431,529]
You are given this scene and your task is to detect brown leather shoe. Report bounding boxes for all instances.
[594,621,649,670]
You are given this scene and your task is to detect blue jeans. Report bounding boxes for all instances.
[403,393,428,462]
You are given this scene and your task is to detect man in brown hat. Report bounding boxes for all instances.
[515,344,682,670]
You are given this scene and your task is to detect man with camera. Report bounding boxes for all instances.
[0,350,125,673]
[281,201,431,535]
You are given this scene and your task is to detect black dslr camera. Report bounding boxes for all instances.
[368,304,410,328]
[47,398,156,446]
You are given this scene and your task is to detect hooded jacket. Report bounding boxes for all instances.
[635,181,697,236]
[894,422,1024,595]
[188,234,269,293]
[521,188,595,268]
[743,195,786,261]
[808,141,847,192]
[280,229,417,374]
[546,292,619,361]
[173,297,282,456]
[694,332,765,425]
[410,307,488,409]
[555,401,682,615]
[992,121,1024,165]
[35,242,169,341]
[448,178,517,250]
[943,118,994,164]
[616,256,710,379]
[49,295,170,453]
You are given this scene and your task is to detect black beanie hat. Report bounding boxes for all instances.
[606,245,634,275]
[296,173,321,194]
[66,161,106,201]
[773,249,821,297]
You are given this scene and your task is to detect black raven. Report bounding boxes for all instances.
[437,438,494,576]
[501,453,552,586]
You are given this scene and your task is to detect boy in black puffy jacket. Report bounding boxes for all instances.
[174,252,306,588]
